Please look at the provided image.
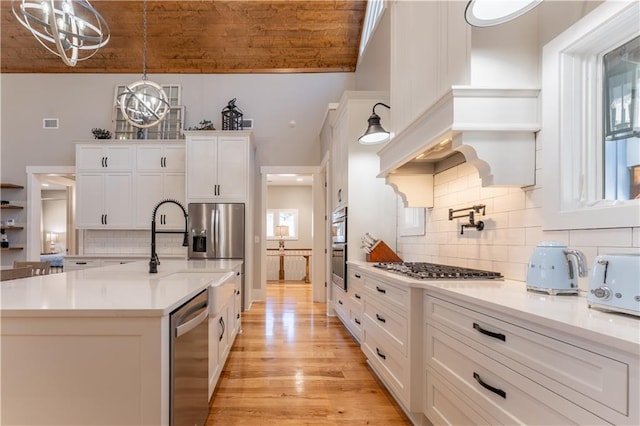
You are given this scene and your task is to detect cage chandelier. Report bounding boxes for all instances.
[117,0,170,129]
[12,0,110,67]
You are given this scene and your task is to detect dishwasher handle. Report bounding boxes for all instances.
[175,301,209,338]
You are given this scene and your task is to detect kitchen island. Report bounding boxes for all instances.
[0,259,242,426]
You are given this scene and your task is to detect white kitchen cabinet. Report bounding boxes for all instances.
[136,144,185,172]
[207,270,241,400]
[76,145,133,171]
[134,172,185,229]
[76,141,186,230]
[424,293,637,425]
[185,131,252,203]
[75,172,133,228]
[352,265,424,422]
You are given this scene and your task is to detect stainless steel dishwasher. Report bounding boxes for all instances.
[170,288,209,426]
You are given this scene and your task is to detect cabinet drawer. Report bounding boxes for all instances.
[426,324,608,425]
[425,295,628,416]
[364,296,407,356]
[364,276,407,311]
[348,308,363,342]
[362,325,408,404]
[333,284,349,322]
[425,368,496,426]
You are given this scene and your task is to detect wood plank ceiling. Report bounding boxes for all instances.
[0,0,367,74]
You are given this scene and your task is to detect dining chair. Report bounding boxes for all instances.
[13,261,51,276]
[1,267,35,281]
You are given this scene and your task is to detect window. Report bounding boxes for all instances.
[266,209,298,240]
[541,1,640,230]
[359,0,385,57]
[603,36,640,200]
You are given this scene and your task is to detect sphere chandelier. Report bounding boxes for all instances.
[11,0,110,67]
[117,0,170,129]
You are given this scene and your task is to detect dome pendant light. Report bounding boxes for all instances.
[117,0,169,129]
[358,102,391,145]
[464,0,543,27]
[11,0,110,67]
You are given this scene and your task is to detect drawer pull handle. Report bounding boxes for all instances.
[355,293,361,300]
[76,262,87,265]
[375,313,386,323]
[473,372,506,399]
[473,322,506,342]
[375,347,386,360]
[338,300,343,305]
[376,286,386,294]
[355,274,361,279]
[354,318,361,325]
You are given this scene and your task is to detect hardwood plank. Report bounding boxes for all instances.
[207,282,412,425]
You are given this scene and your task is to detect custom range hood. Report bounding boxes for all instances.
[378,86,540,207]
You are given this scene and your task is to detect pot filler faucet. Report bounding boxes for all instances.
[149,199,189,273]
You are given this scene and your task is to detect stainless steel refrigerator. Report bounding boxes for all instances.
[188,203,245,305]
[188,203,244,260]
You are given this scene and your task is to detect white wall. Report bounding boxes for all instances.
[0,73,355,188]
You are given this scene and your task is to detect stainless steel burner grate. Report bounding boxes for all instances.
[373,262,503,280]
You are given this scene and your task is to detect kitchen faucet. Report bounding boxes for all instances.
[149,199,189,273]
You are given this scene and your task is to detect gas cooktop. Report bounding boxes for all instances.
[373,262,503,280]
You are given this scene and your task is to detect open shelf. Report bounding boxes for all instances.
[1,247,24,251]
[0,205,23,210]
[0,183,24,189]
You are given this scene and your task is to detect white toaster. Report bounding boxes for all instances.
[588,254,640,317]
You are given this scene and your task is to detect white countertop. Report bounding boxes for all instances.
[349,261,640,355]
[0,259,242,317]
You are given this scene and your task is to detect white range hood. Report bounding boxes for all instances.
[378,86,540,208]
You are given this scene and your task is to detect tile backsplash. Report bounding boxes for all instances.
[396,162,640,292]
[82,230,187,257]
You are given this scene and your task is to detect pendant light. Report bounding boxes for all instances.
[11,0,110,67]
[117,0,170,129]
[464,0,543,27]
[358,102,391,145]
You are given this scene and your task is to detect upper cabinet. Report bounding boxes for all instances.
[135,144,185,172]
[185,131,253,203]
[383,1,541,207]
[76,145,134,172]
[75,141,185,230]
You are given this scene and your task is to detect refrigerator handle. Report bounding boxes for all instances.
[213,208,219,256]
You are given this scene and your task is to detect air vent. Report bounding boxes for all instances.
[242,118,253,130]
[43,118,59,129]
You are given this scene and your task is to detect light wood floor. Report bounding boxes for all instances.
[207,282,412,425]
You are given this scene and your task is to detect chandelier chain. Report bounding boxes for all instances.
[142,0,148,80]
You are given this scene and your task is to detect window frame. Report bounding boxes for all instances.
[541,0,640,230]
[266,209,299,241]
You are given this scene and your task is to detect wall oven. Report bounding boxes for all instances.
[331,207,347,291]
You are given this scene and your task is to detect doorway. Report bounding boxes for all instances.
[259,166,327,303]
[26,166,76,261]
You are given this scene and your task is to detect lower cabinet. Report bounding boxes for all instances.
[208,274,240,400]
[347,264,424,423]
[333,267,364,342]
[424,293,637,425]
